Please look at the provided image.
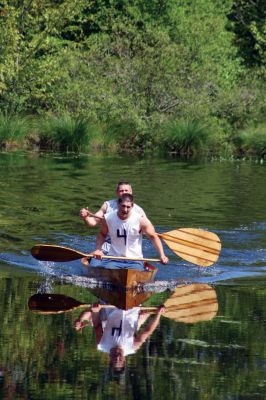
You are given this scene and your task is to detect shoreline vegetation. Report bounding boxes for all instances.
[0,114,265,160]
[0,1,265,160]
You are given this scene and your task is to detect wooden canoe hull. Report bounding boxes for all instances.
[86,262,157,290]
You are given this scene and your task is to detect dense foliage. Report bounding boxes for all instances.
[0,0,265,157]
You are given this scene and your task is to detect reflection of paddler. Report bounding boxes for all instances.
[98,307,140,356]
[90,303,165,372]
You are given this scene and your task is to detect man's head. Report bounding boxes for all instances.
[116,181,133,197]
[117,193,134,219]
[109,346,125,372]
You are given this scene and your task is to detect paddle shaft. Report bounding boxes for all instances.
[85,210,103,220]
[92,254,160,262]
[31,244,160,262]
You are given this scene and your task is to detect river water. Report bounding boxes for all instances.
[0,152,265,399]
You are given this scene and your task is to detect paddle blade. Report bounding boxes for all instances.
[163,284,218,323]
[31,244,86,262]
[160,228,221,267]
[28,293,88,314]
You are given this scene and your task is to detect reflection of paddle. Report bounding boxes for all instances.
[31,229,221,267]
[85,211,221,267]
[29,284,218,323]
[28,293,156,314]
[162,283,218,323]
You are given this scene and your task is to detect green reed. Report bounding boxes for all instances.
[160,119,211,156]
[232,123,266,159]
[37,114,96,153]
[0,114,30,148]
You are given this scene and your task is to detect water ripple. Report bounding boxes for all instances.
[0,223,265,286]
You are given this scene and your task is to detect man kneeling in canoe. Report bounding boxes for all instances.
[90,193,168,269]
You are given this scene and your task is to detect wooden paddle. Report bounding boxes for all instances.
[84,210,221,267]
[28,284,218,323]
[158,228,221,267]
[31,226,221,266]
[31,244,160,263]
[84,211,221,267]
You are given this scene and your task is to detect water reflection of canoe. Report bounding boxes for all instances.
[88,286,155,310]
[86,262,157,290]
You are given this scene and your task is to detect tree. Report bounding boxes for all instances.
[0,0,89,113]
[227,0,266,68]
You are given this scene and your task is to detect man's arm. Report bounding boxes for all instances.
[92,218,109,257]
[134,306,165,351]
[141,217,169,264]
[74,309,92,331]
[91,304,103,344]
[80,203,107,227]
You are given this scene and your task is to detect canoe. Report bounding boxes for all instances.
[85,261,157,290]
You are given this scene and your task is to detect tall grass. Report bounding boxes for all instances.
[232,124,266,159]
[37,114,96,153]
[0,114,30,148]
[160,119,211,156]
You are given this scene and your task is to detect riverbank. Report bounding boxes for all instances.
[0,114,265,160]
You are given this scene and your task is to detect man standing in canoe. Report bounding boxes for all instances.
[91,193,168,268]
[79,181,147,227]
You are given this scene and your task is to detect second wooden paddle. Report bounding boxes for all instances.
[31,244,160,263]
[31,226,221,267]
[158,228,221,267]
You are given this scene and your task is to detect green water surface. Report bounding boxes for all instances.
[0,152,265,399]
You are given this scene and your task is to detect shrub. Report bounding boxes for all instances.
[160,119,211,156]
[37,114,95,153]
[0,114,30,148]
[232,124,266,159]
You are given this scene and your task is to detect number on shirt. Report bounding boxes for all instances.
[112,320,122,336]
[117,228,127,245]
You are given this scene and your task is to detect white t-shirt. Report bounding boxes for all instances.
[105,210,143,258]
[101,199,146,253]
[98,307,140,356]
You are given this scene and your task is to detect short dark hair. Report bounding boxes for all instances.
[116,181,132,191]
[118,193,134,203]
